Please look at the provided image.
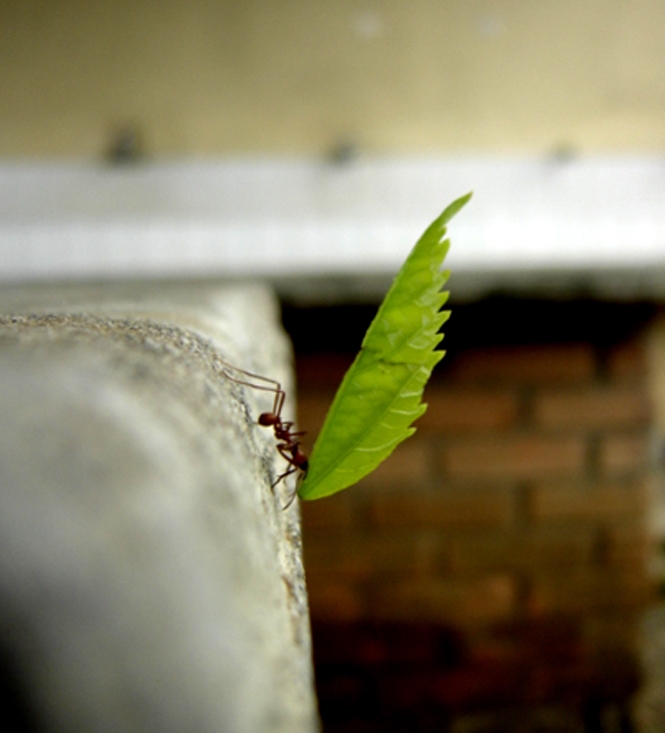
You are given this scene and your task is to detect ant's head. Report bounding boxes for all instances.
[258,412,278,427]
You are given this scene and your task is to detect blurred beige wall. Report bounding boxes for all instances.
[1,0,664,158]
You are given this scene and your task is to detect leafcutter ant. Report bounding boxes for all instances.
[217,358,308,508]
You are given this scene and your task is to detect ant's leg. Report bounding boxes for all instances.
[279,421,306,439]
[216,358,284,407]
[271,464,296,490]
[217,357,282,392]
[271,387,285,420]
[272,442,298,487]
[220,370,281,399]
[282,465,307,510]
[276,441,298,460]
[217,362,291,433]
[282,484,299,510]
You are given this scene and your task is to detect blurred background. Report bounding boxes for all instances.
[2,1,665,731]
[1,0,664,156]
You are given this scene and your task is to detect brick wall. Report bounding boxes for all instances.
[286,298,656,732]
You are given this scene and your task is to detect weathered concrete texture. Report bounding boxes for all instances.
[0,282,318,733]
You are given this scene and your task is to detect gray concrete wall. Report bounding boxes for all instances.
[0,281,318,733]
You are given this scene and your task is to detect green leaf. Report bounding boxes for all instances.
[298,192,471,500]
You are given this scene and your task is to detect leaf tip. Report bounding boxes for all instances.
[440,192,473,225]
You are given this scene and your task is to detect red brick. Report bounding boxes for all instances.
[300,492,356,531]
[307,580,365,621]
[607,339,648,381]
[296,393,333,450]
[582,613,644,655]
[367,574,517,626]
[295,353,354,389]
[531,479,647,523]
[418,387,519,432]
[599,433,650,476]
[355,438,431,491]
[303,531,440,581]
[444,435,586,481]
[600,523,651,569]
[448,344,596,384]
[450,529,595,574]
[368,488,514,529]
[527,569,650,615]
[534,387,650,430]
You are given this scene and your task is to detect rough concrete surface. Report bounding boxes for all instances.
[0,281,318,733]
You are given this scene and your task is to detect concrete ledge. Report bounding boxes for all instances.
[0,282,317,733]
